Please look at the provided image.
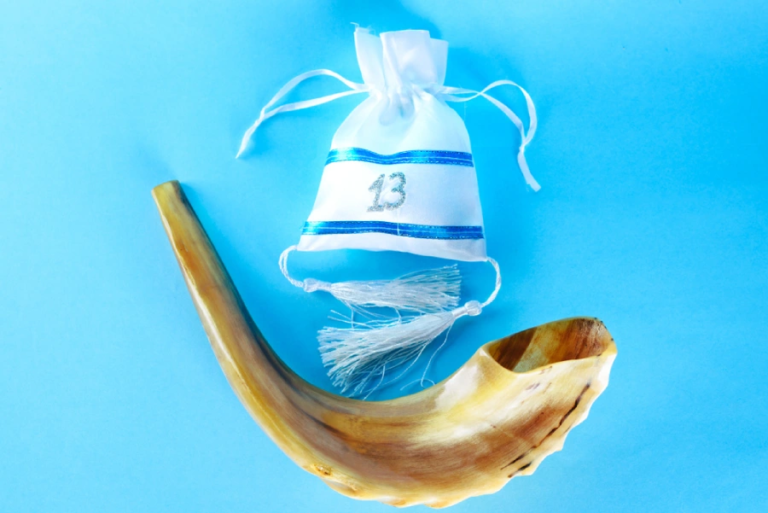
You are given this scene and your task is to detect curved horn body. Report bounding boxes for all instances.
[152,181,616,508]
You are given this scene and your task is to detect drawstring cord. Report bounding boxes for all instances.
[236,69,370,158]
[237,71,539,190]
[439,81,539,191]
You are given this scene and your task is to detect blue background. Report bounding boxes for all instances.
[1,0,766,511]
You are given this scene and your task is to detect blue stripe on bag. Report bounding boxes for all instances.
[302,221,484,240]
[326,148,474,167]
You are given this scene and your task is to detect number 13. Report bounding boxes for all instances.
[368,172,406,212]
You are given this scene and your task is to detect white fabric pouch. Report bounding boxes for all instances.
[237,27,540,396]
[300,29,485,262]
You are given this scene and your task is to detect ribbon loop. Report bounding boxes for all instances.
[439,80,540,191]
[236,69,369,158]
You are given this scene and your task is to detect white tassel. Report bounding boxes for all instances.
[318,257,501,397]
[319,301,483,397]
[280,246,461,314]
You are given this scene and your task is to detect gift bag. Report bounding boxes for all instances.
[238,27,539,396]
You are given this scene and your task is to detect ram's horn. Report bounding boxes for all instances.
[152,180,617,508]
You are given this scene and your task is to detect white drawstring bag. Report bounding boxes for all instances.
[238,27,540,396]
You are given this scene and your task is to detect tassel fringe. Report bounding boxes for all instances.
[319,301,483,397]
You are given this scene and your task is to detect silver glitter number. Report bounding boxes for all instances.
[367,174,385,212]
[367,172,406,212]
[387,172,406,209]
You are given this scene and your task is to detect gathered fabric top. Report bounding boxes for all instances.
[355,28,448,93]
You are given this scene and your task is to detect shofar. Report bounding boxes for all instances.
[152,180,617,508]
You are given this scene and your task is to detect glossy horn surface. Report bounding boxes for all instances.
[152,180,617,508]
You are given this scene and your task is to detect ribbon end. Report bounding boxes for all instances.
[236,119,263,159]
[518,150,541,192]
[235,135,252,159]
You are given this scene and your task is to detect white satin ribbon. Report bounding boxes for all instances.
[237,71,539,191]
[439,80,540,191]
[236,69,370,158]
